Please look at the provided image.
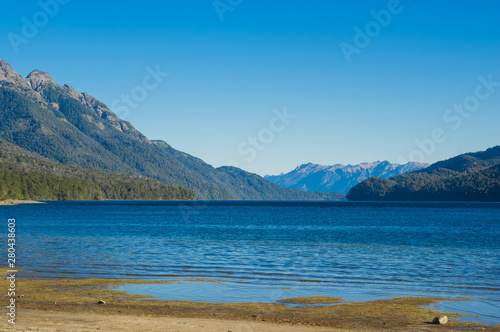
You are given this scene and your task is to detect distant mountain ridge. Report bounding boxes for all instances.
[265,161,429,194]
[0,59,342,201]
[347,146,500,201]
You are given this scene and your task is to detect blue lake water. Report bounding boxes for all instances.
[2,201,499,324]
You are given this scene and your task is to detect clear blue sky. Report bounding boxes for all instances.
[1,0,499,176]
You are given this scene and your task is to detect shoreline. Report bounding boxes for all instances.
[3,277,498,332]
[0,199,45,205]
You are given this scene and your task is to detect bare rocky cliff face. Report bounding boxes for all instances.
[0,59,145,139]
[27,69,57,90]
[0,60,32,88]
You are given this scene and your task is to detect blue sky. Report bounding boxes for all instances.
[1,0,499,176]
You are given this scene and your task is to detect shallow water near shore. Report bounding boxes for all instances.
[3,201,499,324]
[114,280,500,325]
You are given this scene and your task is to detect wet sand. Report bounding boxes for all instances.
[2,277,498,331]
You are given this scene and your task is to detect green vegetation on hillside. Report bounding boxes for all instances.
[347,147,500,201]
[0,72,344,200]
[0,169,194,201]
[0,139,194,201]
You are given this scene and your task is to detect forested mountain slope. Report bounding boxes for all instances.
[0,138,194,201]
[347,146,500,202]
[0,60,342,200]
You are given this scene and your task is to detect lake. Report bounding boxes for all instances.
[2,201,499,324]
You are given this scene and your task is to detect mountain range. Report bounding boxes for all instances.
[0,60,343,201]
[1,60,497,202]
[347,146,500,201]
[265,161,429,194]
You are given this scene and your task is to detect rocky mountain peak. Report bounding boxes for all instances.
[27,69,56,90]
[0,59,16,78]
[296,163,315,170]
[0,59,30,88]
[62,84,81,99]
[1,61,114,118]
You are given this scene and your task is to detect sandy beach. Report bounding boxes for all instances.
[0,200,45,205]
[2,277,497,332]
[8,307,500,332]
[10,309,351,332]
